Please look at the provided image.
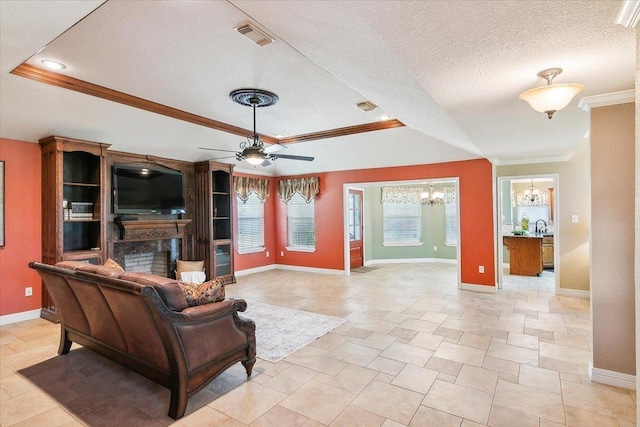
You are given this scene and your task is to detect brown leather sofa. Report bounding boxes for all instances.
[29,261,256,420]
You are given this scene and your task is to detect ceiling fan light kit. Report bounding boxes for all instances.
[200,89,314,166]
[519,68,584,119]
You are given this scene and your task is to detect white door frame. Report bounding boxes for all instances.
[496,174,560,291]
[342,178,461,290]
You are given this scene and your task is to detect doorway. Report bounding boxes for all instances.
[497,175,559,291]
[343,179,460,287]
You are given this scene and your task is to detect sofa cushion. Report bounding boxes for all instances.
[119,272,188,311]
[176,260,204,274]
[178,271,207,284]
[57,261,96,271]
[179,278,225,307]
[56,261,122,278]
[103,258,125,272]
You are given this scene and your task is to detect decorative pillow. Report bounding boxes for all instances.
[179,278,225,307]
[176,260,204,274]
[179,271,207,284]
[103,258,125,272]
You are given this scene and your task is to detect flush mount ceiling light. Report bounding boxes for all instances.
[41,59,66,70]
[519,68,584,119]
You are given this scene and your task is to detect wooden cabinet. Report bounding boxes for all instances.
[542,235,554,269]
[503,235,543,276]
[40,136,109,321]
[194,161,235,283]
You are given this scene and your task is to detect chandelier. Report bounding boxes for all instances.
[517,180,547,207]
[519,68,584,119]
[420,184,444,206]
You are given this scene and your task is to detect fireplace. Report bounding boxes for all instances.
[124,251,169,276]
[111,219,191,279]
[114,239,180,278]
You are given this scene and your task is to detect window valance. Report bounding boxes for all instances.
[381,186,424,204]
[234,176,269,203]
[278,177,320,203]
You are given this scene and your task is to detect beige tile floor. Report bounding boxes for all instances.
[1,263,636,426]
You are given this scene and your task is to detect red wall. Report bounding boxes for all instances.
[0,140,495,317]
[0,139,42,316]
[233,173,277,271]
[271,159,496,286]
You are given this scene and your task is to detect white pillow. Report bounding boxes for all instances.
[179,271,206,284]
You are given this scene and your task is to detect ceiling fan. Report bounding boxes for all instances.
[199,89,314,166]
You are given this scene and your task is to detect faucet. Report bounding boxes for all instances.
[535,219,547,234]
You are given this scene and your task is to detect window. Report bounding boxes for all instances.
[236,192,264,252]
[383,201,421,245]
[444,186,458,245]
[287,192,315,250]
[517,206,548,232]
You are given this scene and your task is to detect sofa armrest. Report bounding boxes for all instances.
[179,298,247,320]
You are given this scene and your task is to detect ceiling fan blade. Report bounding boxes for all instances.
[198,147,239,153]
[264,143,286,154]
[272,154,314,161]
[261,159,272,166]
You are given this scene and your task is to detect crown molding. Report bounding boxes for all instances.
[11,62,405,146]
[616,0,640,28]
[494,154,573,166]
[577,89,635,112]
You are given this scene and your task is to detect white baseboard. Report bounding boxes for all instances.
[366,258,457,266]
[589,362,636,390]
[0,309,41,326]
[459,282,497,293]
[556,288,590,298]
[235,264,277,277]
[275,264,346,275]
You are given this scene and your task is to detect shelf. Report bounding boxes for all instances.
[63,182,100,187]
[64,219,100,222]
[213,217,229,220]
[213,239,232,245]
[212,191,229,195]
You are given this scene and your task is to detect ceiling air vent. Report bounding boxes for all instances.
[235,23,273,46]
[356,101,377,112]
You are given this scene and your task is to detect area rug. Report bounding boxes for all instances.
[351,266,379,273]
[242,302,346,363]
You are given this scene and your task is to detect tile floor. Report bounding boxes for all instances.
[502,268,556,292]
[1,263,636,426]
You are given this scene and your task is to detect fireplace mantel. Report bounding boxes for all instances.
[115,219,192,242]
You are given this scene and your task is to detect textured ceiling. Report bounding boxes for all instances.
[0,0,635,176]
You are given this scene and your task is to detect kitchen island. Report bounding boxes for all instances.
[503,234,544,276]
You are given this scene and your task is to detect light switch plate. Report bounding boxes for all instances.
[571,215,579,223]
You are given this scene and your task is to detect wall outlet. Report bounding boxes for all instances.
[478,265,485,273]
[433,246,438,251]
[280,251,284,257]
[25,287,33,297]
[266,251,270,258]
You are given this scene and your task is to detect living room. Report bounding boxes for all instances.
[1,1,639,426]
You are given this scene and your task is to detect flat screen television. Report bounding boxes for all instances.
[112,165,186,215]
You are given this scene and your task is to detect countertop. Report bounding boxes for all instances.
[504,233,553,239]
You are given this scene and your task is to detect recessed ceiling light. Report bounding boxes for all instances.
[377,115,392,121]
[41,59,66,70]
[274,134,284,139]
